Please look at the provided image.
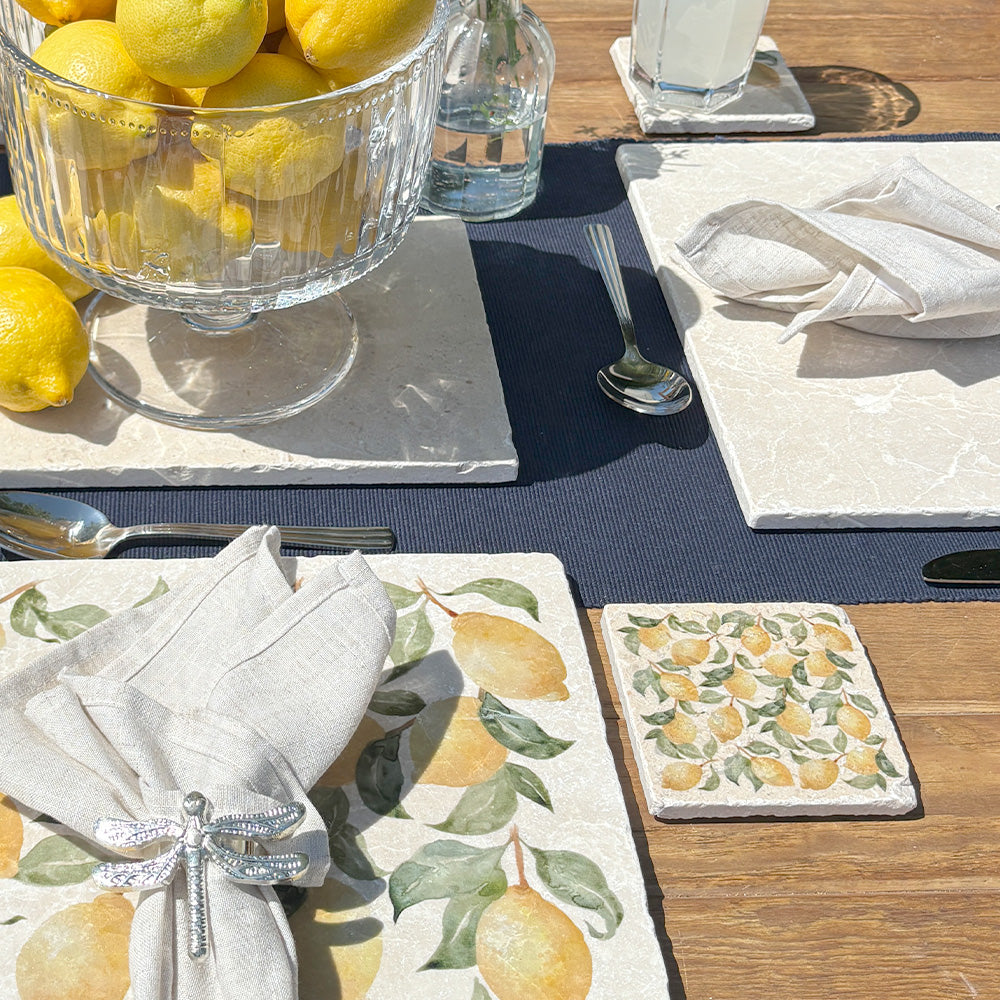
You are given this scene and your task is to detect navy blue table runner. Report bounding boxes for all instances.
[3,136,999,607]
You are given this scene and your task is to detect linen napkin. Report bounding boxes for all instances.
[0,527,395,1000]
[675,156,1000,342]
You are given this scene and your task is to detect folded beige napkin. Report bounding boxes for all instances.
[0,527,395,1000]
[675,156,1000,342]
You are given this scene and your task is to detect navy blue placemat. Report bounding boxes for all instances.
[3,136,1000,607]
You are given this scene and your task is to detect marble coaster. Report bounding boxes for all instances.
[0,217,518,487]
[602,602,917,819]
[618,140,1000,528]
[610,35,814,135]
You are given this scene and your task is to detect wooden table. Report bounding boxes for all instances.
[526,2,1000,996]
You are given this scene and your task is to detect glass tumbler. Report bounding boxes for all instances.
[0,0,448,429]
[630,0,770,111]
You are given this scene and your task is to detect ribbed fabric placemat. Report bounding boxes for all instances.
[3,136,1000,607]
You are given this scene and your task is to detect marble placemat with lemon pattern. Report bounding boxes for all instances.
[601,602,917,819]
[0,553,670,1000]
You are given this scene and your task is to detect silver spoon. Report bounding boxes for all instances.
[0,491,396,560]
[585,224,692,415]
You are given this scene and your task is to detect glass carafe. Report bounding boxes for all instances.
[421,0,554,221]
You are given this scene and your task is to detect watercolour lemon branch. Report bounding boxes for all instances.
[620,607,905,795]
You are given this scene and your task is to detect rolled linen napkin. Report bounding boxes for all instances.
[0,527,395,1000]
[675,156,1000,343]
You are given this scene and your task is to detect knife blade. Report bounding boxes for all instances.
[922,550,1000,585]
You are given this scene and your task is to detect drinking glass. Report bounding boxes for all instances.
[630,0,770,112]
[0,0,448,428]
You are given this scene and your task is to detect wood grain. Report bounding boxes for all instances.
[582,606,1000,999]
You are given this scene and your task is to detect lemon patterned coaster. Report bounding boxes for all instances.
[601,603,917,819]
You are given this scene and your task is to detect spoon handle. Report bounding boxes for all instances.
[118,523,396,552]
[585,224,640,354]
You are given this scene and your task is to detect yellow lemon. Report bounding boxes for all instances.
[670,638,709,666]
[286,0,436,84]
[777,702,812,737]
[813,622,853,652]
[661,713,697,745]
[291,880,383,1000]
[635,622,670,651]
[740,624,771,656]
[451,613,569,701]
[316,714,385,787]
[799,758,839,790]
[660,761,703,790]
[761,653,796,678]
[192,53,344,201]
[170,85,207,107]
[749,756,793,786]
[0,795,24,878]
[0,267,89,412]
[15,0,115,26]
[409,695,508,787]
[264,0,284,34]
[0,194,91,301]
[707,704,742,742]
[116,0,268,87]
[845,746,879,775]
[657,672,699,702]
[723,666,757,699]
[804,650,838,678]
[836,704,871,740]
[16,892,133,1000]
[275,30,350,88]
[29,20,173,170]
[476,885,592,1000]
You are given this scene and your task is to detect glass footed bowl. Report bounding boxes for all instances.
[0,0,448,428]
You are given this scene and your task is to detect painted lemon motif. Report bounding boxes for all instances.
[707,704,742,743]
[317,714,386,787]
[291,880,383,1000]
[661,762,703,791]
[723,667,756,699]
[761,653,796,678]
[635,623,670,651]
[670,638,710,666]
[476,885,592,1000]
[661,713,697,746]
[657,672,699,702]
[812,622,852,652]
[740,624,771,656]
[845,746,878,774]
[776,702,811,737]
[799,758,839,790]
[0,795,24,878]
[451,613,568,701]
[749,756,793,786]
[16,892,133,1000]
[804,651,838,678]
[836,704,871,740]
[409,695,508,787]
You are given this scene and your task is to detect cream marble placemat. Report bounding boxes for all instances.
[602,601,917,820]
[0,552,671,1000]
[618,140,1000,528]
[1,217,518,487]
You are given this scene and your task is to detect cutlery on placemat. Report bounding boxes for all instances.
[0,491,395,559]
[922,550,1000,585]
[584,224,693,416]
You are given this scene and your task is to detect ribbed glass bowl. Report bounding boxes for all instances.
[0,0,448,427]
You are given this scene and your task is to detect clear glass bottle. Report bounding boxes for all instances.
[421,0,555,221]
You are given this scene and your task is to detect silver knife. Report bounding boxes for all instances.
[922,550,1000,585]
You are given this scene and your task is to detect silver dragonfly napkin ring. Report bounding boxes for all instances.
[92,791,310,960]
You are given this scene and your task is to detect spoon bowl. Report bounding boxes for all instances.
[0,491,396,559]
[585,224,692,416]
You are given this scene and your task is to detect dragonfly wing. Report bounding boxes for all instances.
[94,816,184,852]
[205,802,306,842]
[205,838,309,885]
[93,842,184,889]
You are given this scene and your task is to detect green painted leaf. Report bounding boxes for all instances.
[421,886,504,970]
[824,706,840,727]
[41,604,111,641]
[821,674,844,691]
[478,693,574,759]
[844,774,879,790]
[808,692,843,711]
[654,657,687,674]
[833,730,848,753]
[504,762,553,811]
[389,840,507,920]
[822,650,855,670]
[792,660,809,684]
[813,611,843,624]
[628,614,663,628]
[742,704,760,726]
[621,629,641,655]
[675,619,707,634]
[310,785,351,834]
[9,588,48,640]
[775,613,802,623]
[368,689,426,717]
[876,750,902,777]
[330,823,386,881]
[701,736,718,760]
[1,916,25,925]
[432,769,517,835]
[762,618,783,639]
[875,773,887,790]
[15,835,104,886]
[851,694,878,717]
[745,741,779,756]
[706,612,721,633]
[525,844,624,940]
[698,689,726,704]
[382,582,423,610]
[721,610,755,627]
[790,622,808,643]
[785,684,806,704]
[789,751,811,765]
[864,734,886,746]
[356,733,409,817]
[674,742,702,761]
[770,726,800,750]
[723,754,746,785]
[701,665,735,686]
[734,652,752,669]
[641,708,676,726]
[133,577,169,607]
[387,605,433,675]
[471,980,492,1000]
[648,731,681,758]
[708,643,729,664]
[701,768,720,791]
[756,699,785,717]
[800,739,836,755]
[746,769,764,791]
[788,647,810,658]
[677,700,697,715]
[443,579,539,621]
[757,675,788,688]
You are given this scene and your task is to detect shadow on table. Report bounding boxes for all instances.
[789,66,921,133]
